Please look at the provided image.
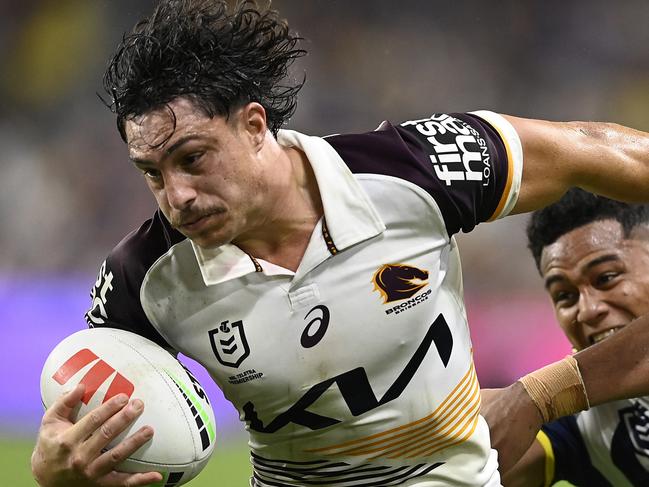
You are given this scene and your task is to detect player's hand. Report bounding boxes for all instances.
[31,383,163,487]
[481,382,543,475]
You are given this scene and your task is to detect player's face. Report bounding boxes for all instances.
[124,98,269,248]
[539,219,649,351]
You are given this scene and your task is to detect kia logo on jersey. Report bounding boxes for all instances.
[372,264,429,304]
[208,320,250,368]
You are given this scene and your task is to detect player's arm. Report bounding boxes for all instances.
[504,115,649,213]
[501,438,546,487]
[485,312,649,474]
[574,310,649,406]
[32,218,178,486]
[31,383,162,487]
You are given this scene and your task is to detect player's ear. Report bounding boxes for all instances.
[240,102,267,151]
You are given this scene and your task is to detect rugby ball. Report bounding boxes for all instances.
[40,328,216,486]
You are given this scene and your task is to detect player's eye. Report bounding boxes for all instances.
[141,168,162,182]
[552,290,576,307]
[595,271,620,287]
[183,152,204,166]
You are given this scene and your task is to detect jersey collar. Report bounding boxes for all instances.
[193,129,386,286]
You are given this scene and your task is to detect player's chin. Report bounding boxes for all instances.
[186,227,233,249]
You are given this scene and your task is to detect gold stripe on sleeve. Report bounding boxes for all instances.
[486,121,514,222]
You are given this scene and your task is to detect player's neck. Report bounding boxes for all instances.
[234,147,323,271]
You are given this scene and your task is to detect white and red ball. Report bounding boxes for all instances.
[40,327,216,486]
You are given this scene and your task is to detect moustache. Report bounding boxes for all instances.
[170,208,225,228]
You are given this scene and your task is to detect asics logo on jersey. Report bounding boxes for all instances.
[52,348,134,404]
[372,263,429,304]
[301,305,330,348]
[243,313,453,433]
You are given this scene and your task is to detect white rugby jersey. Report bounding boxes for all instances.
[539,397,649,486]
[86,111,523,486]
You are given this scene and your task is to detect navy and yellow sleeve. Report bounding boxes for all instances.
[540,416,612,486]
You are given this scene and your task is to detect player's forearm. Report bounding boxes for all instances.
[517,313,649,422]
[501,439,546,487]
[575,313,649,406]
[505,115,649,213]
[571,121,649,203]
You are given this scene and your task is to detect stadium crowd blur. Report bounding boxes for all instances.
[2,0,649,434]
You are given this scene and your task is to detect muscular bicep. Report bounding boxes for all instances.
[502,439,546,487]
[504,114,649,214]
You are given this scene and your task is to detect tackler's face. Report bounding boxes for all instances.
[540,219,649,351]
[124,97,269,249]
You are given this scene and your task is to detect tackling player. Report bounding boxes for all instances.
[28,1,649,486]
[501,189,649,486]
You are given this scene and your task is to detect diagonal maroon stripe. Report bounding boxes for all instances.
[52,349,98,385]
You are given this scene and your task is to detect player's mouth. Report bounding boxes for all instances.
[177,210,224,233]
[590,326,625,345]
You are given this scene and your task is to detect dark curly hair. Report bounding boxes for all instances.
[102,0,306,142]
[526,188,649,272]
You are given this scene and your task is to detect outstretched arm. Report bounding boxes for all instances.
[501,439,546,487]
[483,312,649,475]
[505,115,649,213]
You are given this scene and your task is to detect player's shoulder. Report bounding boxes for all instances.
[86,209,185,347]
[109,208,186,271]
[323,112,506,179]
[323,120,424,175]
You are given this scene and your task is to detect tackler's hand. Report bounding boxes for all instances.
[481,383,543,475]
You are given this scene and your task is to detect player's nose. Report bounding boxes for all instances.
[164,172,197,210]
[575,288,608,327]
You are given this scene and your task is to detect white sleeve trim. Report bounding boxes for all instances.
[470,110,523,219]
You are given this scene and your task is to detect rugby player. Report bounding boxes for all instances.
[502,189,649,486]
[29,1,649,486]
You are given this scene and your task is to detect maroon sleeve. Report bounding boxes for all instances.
[84,209,186,350]
[325,113,511,237]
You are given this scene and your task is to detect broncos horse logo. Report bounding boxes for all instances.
[372,264,429,304]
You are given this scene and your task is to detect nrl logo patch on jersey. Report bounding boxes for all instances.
[620,402,649,457]
[372,264,432,315]
[208,320,250,368]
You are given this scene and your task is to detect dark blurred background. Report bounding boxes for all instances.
[2,0,648,442]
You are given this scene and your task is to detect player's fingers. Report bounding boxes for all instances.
[84,399,147,458]
[90,424,155,478]
[66,393,131,443]
[98,469,163,487]
[42,383,86,424]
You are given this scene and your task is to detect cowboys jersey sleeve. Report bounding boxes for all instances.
[85,111,522,486]
[539,398,649,486]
